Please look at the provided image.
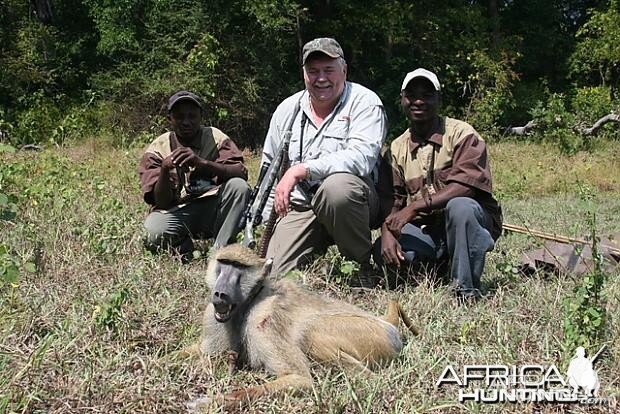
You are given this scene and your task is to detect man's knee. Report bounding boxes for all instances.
[445,197,494,253]
[143,212,184,249]
[144,212,168,240]
[446,197,481,225]
[221,177,251,200]
[314,173,363,209]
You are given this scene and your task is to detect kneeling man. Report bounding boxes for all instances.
[138,91,250,260]
[375,69,502,299]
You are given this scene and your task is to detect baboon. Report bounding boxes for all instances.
[185,244,418,410]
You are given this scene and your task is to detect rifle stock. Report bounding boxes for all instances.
[239,162,269,248]
[240,100,301,251]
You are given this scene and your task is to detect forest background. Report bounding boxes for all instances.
[1,0,619,151]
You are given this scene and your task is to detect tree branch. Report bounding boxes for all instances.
[580,112,620,135]
[504,120,536,136]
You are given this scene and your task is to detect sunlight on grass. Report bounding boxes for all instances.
[0,140,618,413]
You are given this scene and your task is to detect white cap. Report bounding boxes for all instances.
[401,68,441,91]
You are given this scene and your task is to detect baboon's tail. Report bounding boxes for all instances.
[384,299,419,336]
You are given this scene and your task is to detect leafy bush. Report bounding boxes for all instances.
[571,86,619,140]
[572,86,613,124]
[12,92,62,146]
[562,213,608,353]
[530,93,585,154]
[463,50,519,137]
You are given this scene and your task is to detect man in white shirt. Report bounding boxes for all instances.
[261,37,387,283]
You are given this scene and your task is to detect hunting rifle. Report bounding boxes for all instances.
[240,100,302,256]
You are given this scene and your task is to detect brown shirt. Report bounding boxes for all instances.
[138,126,247,207]
[377,116,502,240]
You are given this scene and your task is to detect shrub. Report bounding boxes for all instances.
[571,86,619,140]
[463,50,519,137]
[530,93,584,154]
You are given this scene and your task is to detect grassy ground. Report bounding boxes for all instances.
[1,139,619,413]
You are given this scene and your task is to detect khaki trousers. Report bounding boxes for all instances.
[143,177,250,255]
[266,173,380,276]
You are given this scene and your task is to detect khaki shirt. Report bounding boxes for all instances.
[378,116,502,240]
[138,126,246,207]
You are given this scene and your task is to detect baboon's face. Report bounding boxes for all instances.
[211,260,251,323]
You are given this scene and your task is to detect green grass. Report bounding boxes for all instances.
[1,139,619,413]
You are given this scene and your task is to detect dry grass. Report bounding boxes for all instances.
[1,140,619,413]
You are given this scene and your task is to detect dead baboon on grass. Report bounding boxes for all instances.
[184,244,418,410]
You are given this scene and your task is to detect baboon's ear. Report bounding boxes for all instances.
[259,258,273,280]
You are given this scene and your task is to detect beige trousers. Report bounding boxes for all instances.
[266,173,380,276]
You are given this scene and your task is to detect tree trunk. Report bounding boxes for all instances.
[488,0,500,50]
[31,0,53,24]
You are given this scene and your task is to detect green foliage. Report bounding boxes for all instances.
[0,0,618,149]
[0,243,20,286]
[13,92,62,146]
[495,260,520,281]
[570,0,620,96]
[463,50,519,136]
[0,162,18,221]
[325,251,359,284]
[0,170,34,288]
[0,192,17,222]
[85,0,144,56]
[93,286,130,331]
[530,93,584,155]
[571,86,619,140]
[572,86,613,124]
[562,212,608,353]
[243,0,301,31]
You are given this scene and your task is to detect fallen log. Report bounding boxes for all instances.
[504,112,619,137]
[503,120,537,136]
[581,112,620,135]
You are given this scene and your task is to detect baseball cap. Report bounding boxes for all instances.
[401,68,441,91]
[167,90,203,112]
[302,37,344,65]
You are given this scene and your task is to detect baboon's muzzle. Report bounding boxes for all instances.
[213,293,236,323]
[212,265,243,323]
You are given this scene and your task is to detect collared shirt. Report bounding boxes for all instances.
[138,126,246,207]
[378,116,502,239]
[262,81,387,207]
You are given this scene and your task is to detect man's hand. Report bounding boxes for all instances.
[273,163,308,217]
[159,147,203,172]
[170,147,204,170]
[161,155,175,171]
[384,206,416,238]
[381,228,404,267]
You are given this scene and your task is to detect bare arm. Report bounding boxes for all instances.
[152,156,176,209]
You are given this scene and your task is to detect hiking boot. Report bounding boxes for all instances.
[455,288,483,305]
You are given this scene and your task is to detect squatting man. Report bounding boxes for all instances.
[374,68,502,299]
[260,37,387,283]
[138,91,250,261]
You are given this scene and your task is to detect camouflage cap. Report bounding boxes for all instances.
[301,37,344,65]
[167,90,203,112]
